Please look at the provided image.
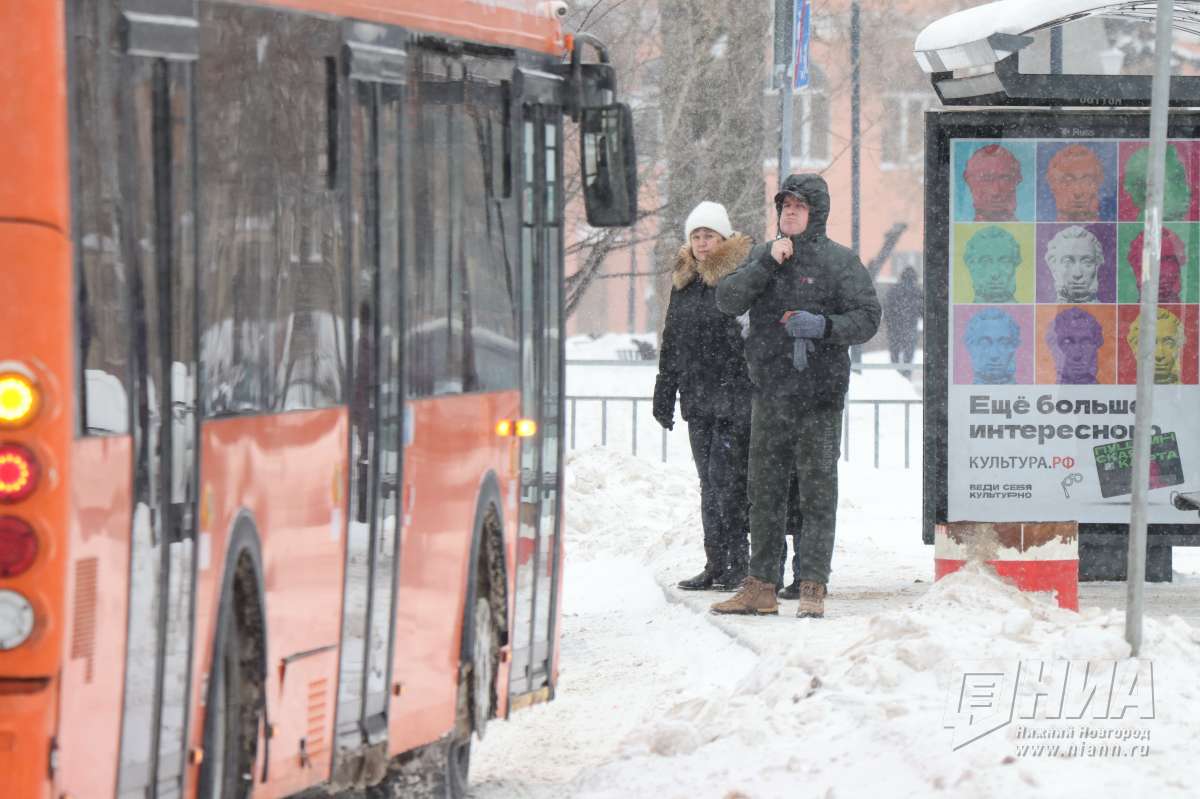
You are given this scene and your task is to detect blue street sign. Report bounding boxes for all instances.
[793,0,811,89]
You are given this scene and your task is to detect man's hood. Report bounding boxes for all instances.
[774,173,831,239]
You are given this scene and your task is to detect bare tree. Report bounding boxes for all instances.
[562,0,770,323]
[653,0,771,287]
[561,1,666,320]
[560,1,946,325]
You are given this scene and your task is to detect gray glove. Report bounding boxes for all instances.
[784,310,827,340]
[792,338,816,371]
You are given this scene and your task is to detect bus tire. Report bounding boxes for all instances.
[200,604,248,798]
[447,594,496,797]
[444,728,471,799]
[469,595,495,739]
[199,546,265,799]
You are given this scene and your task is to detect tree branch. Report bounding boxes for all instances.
[866,222,908,279]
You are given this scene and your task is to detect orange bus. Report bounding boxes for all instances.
[0,1,635,796]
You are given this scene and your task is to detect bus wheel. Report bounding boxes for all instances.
[444,731,471,799]
[470,596,495,739]
[200,599,258,799]
[447,596,494,797]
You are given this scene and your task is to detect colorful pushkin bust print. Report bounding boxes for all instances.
[965,308,1021,385]
[1046,144,1104,222]
[1127,227,1186,303]
[1127,308,1185,384]
[1123,145,1191,221]
[1045,225,1102,303]
[1046,307,1104,385]
[965,225,1021,303]
[963,144,1023,222]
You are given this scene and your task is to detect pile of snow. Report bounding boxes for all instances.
[611,565,1200,798]
[563,446,700,568]
[473,448,1200,798]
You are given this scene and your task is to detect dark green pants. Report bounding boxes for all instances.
[747,396,842,585]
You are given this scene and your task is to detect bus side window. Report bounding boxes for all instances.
[405,51,463,398]
[72,1,131,436]
[197,6,346,416]
[463,84,519,393]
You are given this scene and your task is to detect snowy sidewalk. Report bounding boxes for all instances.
[471,448,1200,798]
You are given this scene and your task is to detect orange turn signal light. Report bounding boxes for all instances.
[0,374,38,428]
[497,419,537,437]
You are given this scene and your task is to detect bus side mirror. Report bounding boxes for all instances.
[580,103,637,227]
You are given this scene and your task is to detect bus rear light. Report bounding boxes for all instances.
[495,420,513,437]
[0,374,38,428]
[0,589,36,650]
[0,444,38,504]
[515,419,537,437]
[0,517,37,578]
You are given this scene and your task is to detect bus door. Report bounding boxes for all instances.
[333,32,407,766]
[111,3,201,797]
[511,79,566,698]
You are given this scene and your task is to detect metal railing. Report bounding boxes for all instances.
[565,394,922,468]
[567,359,922,375]
[564,360,923,467]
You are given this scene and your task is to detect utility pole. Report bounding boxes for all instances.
[626,247,637,334]
[775,0,795,186]
[850,1,861,257]
[1127,0,1175,656]
[850,0,863,368]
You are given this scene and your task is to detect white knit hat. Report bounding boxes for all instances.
[684,201,733,240]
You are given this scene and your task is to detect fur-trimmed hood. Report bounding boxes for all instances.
[672,233,753,290]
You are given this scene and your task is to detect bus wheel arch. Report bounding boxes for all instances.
[199,513,269,798]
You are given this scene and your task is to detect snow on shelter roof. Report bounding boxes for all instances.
[914,1,1200,73]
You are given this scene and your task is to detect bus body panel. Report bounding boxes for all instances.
[56,436,134,799]
[249,0,565,55]
[386,390,520,754]
[190,409,349,799]
[0,226,74,673]
[0,221,73,799]
[0,0,69,231]
[0,682,56,799]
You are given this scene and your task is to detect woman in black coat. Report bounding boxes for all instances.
[653,201,754,590]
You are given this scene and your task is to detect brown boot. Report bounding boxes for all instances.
[796,581,826,618]
[710,576,779,615]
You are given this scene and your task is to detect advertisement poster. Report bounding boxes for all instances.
[946,136,1200,523]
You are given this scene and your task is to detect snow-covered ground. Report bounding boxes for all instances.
[471,447,1200,798]
[470,347,1200,798]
